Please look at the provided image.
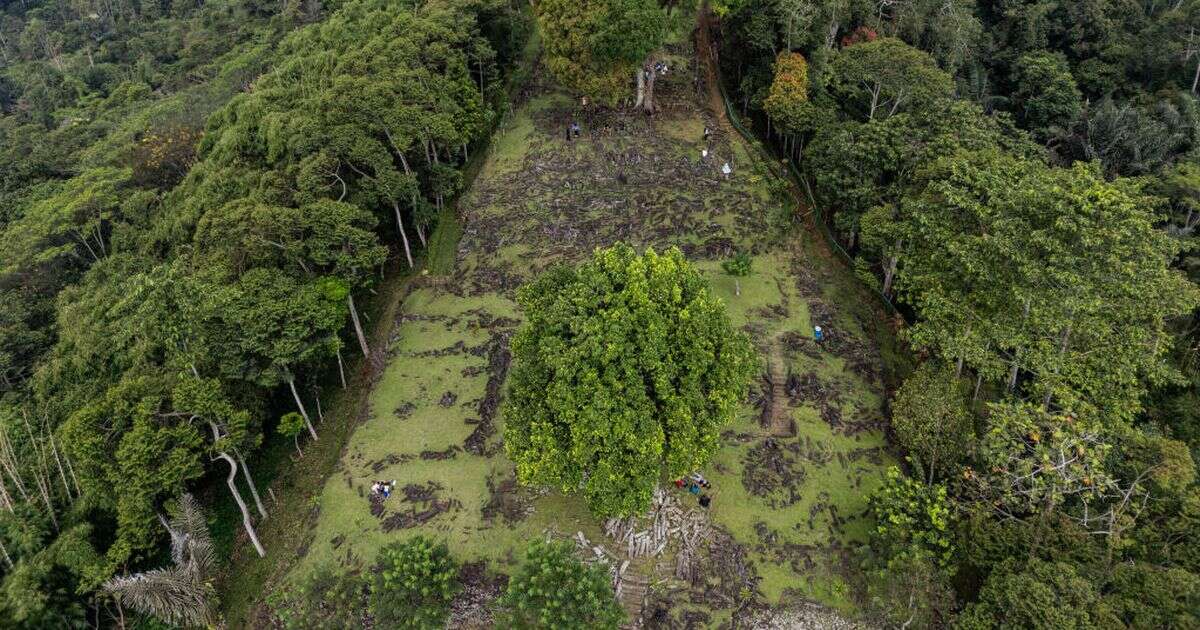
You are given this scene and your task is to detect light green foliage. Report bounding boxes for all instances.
[866,464,959,626]
[0,0,526,621]
[890,363,973,482]
[0,167,130,274]
[535,0,665,105]
[172,377,253,451]
[957,558,1119,630]
[1012,52,1082,140]
[495,539,623,630]
[277,413,307,448]
[370,537,460,630]
[504,244,756,517]
[867,467,954,570]
[881,151,1200,420]
[825,38,953,122]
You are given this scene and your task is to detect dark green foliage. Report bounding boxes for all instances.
[957,559,1119,629]
[1103,562,1200,629]
[1011,52,1082,140]
[0,0,528,622]
[716,0,1200,625]
[825,38,953,122]
[721,250,753,276]
[504,244,756,517]
[369,537,460,630]
[889,362,973,483]
[271,566,366,630]
[495,539,623,630]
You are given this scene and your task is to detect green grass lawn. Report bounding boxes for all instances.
[269,13,902,624]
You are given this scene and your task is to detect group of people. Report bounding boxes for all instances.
[674,472,713,508]
[370,479,396,499]
[700,126,732,179]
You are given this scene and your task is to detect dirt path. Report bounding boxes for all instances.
[618,568,650,628]
[695,5,841,268]
[766,339,795,437]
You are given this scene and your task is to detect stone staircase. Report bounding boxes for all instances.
[617,568,649,629]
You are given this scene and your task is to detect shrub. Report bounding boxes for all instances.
[495,540,623,629]
[271,566,365,629]
[369,537,460,629]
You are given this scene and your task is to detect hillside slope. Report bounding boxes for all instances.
[272,10,900,625]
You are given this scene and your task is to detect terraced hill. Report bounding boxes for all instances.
[281,10,902,625]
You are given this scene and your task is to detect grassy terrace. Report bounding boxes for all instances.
[263,8,904,625]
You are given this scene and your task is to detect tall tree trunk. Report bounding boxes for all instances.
[233,449,267,520]
[215,452,265,557]
[48,432,72,501]
[348,294,370,357]
[336,347,348,390]
[635,67,645,109]
[882,242,901,296]
[287,377,318,441]
[1192,54,1200,95]
[416,223,427,247]
[391,201,415,269]
[1008,299,1031,392]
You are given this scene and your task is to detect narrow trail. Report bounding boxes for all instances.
[695,5,840,268]
[618,568,650,629]
[766,339,795,437]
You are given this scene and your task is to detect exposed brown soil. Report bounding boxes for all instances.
[741,438,806,508]
[419,446,461,460]
[374,481,463,532]
[447,561,507,628]
[463,333,511,456]
[481,473,531,524]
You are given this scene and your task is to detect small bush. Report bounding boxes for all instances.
[270,566,365,629]
[370,537,460,629]
[722,251,753,276]
[495,539,623,629]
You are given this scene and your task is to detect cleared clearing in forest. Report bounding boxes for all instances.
[278,10,902,623]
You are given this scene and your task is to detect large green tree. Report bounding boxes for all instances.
[890,362,973,483]
[957,558,1119,629]
[870,151,1199,420]
[825,38,953,122]
[504,244,755,517]
[535,0,666,109]
[1011,51,1083,141]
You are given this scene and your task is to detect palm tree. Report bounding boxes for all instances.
[103,494,220,627]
